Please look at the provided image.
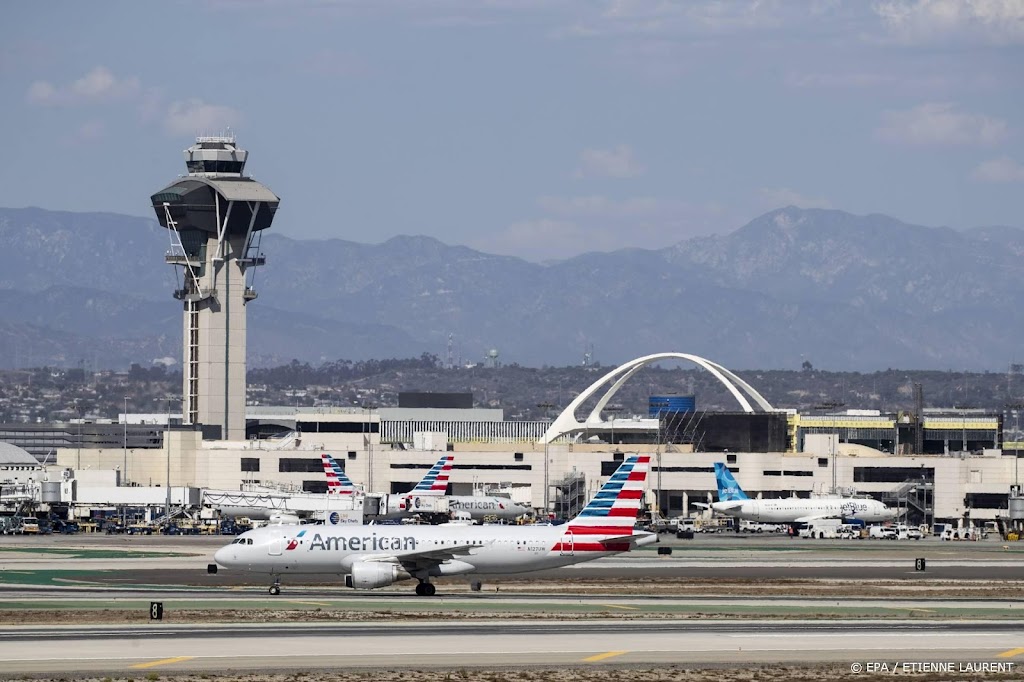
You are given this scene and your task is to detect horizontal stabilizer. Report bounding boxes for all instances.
[598,532,657,547]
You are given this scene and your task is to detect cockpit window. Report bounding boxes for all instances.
[247,538,253,545]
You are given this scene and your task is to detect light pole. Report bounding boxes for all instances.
[538,402,554,519]
[163,396,180,522]
[606,405,623,447]
[122,396,128,485]
[814,401,845,493]
[364,403,377,492]
[74,400,82,471]
[1006,403,1023,486]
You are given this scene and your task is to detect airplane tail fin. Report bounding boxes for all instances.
[558,455,650,551]
[321,453,357,495]
[410,454,453,496]
[714,462,748,502]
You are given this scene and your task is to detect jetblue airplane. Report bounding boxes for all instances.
[213,455,656,596]
[705,462,895,524]
[322,452,531,522]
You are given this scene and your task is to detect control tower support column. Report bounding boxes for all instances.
[150,136,280,441]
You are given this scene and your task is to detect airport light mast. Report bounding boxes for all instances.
[150,135,280,440]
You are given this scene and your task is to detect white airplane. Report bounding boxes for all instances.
[703,462,895,524]
[213,454,657,596]
[322,452,531,522]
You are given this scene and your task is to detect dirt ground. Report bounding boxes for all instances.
[2,666,1023,682]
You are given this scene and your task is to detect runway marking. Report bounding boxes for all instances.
[583,650,628,662]
[998,648,1024,658]
[600,604,639,610]
[131,656,194,669]
[53,578,104,586]
[289,600,332,606]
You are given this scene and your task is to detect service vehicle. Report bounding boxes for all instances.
[869,525,897,539]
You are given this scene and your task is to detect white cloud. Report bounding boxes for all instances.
[472,218,587,261]
[876,102,1008,146]
[575,144,645,178]
[538,194,685,218]
[971,156,1024,182]
[26,66,139,106]
[75,120,105,142]
[163,99,241,136]
[26,80,58,105]
[759,188,833,209]
[873,0,1024,45]
[473,194,731,261]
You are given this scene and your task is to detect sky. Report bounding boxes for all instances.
[1,0,1022,262]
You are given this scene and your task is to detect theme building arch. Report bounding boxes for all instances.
[540,352,776,444]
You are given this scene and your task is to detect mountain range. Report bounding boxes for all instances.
[0,205,1019,371]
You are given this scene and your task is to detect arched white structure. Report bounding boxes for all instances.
[540,352,776,444]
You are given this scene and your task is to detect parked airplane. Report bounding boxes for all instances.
[322,452,531,522]
[213,454,657,596]
[703,462,895,524]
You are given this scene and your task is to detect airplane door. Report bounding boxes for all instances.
[560,531,574,556]
[269,537,283,556]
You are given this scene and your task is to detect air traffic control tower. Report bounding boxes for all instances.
[150,136,280,440]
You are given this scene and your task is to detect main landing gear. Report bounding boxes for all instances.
[269,576,281,595]
[414,581,436,597]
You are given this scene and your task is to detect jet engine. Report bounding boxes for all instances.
[345,562,410,589]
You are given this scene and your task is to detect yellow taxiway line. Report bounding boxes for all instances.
[131,656,195,669]
[583,650,628,662]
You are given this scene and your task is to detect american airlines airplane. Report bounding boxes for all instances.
[213,454,656,596]
[322,452,531,522]
[705,462,895,524]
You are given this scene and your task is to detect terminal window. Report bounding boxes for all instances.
[240,457,260,472]
[279,458,323,473]
[303,480,329,494]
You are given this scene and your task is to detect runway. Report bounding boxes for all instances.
[0,620,1020,675]
[2,536,1024,677]
[5,534,1023,585]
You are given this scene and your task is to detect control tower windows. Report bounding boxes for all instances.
[186,160,244,174]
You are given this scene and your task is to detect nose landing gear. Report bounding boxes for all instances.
[269,576,281,595]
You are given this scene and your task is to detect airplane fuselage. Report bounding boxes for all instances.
[392,494,529,521]
[711,497,893,523]
[215,523,654,577]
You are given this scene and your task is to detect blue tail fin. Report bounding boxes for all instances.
[321,453,357,494]
[411,454,453,495]
[714,462,748,501]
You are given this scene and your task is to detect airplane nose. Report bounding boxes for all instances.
[214,545,233,568]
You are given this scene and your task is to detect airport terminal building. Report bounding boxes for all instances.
[44,376,1023,527]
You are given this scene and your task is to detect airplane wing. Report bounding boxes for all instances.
[361,542,487,570]
[794,513,842,523]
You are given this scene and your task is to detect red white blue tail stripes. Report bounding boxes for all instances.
[554,454,649,553]
[410,454,453,495]
[321,453,356,495]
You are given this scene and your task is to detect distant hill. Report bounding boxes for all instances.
[0,205,1020,371]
